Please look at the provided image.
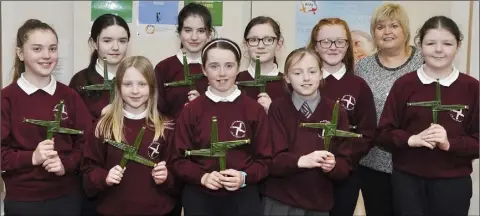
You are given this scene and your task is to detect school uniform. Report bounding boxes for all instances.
[236,63,286,101]
[1,74,92,216]
[81,110,178,216]
[262,90,352,215]
[69,60,114,120]
[155,51,209,119]
[171,86,272,216]
[377,66,479,216]
[237,63,286,198]
[69,59,114,215]
[319,65,377,216]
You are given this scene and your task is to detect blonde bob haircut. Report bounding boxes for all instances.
[370,3,411,54]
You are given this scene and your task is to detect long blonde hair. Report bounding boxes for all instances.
[95,56,167,142]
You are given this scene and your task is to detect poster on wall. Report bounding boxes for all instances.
[183,0,223,26]
[91,1,133,23]
[52,38,73,85]
[138,1,179,36]
[296,1,382,63]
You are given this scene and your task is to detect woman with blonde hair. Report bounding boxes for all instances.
[355,2,424,215]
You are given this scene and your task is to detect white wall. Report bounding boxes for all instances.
[469,0,479,80]
[1,1,74,86]
[467,1,479,214]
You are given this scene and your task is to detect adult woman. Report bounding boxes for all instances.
[355,3,423,215]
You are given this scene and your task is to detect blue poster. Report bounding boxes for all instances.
[296,1,382,63]
[138,1,178,25]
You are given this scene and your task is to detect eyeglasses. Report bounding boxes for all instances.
[316,39,349,49]
[246,37,277,47]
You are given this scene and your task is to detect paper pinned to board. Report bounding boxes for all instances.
[137,1,179,36]
[52,38,73,85]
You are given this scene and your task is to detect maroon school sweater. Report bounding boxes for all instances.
[171,93,272,195]
[320,74,377,166]
[82,118,176,215]
[155,56,209,119]
[236,70,287,101]
[1,82,92,201]
[377,72,479,178]
[69,68,110,119]
[263,95,351,212]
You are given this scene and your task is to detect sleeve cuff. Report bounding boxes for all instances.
[94,169,110,191]
[17,150,34,169]
[158,171,175,189]
[185,168,207,185]
[61,157,77,173]
[280,153,302,173]
[325,158,350,180]
[240,171,247,188]
[84,168,109,198]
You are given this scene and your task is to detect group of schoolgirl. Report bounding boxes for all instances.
[1,2,478,216]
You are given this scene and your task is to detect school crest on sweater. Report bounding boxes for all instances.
[230,120,246,138]
[53,103,69,120]
[449,109,465,122]
[340,95,356,111]
[147,120,175,159]
[148,141,161,159]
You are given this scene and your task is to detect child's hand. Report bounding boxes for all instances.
[201,171,223,190]
[408,127,436,149]
[422,124,450,151]
[187,90,200,101]
[321,152,336,173]
[219,169,243,191]
[152,161,168,184]
[42,154,65,176]
[32,139,55,165]
[297,150,329,168]
[257,93,272,112]
[106,165,125,186]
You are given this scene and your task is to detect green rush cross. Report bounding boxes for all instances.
[104,127,156,168]
[81,57,116,103]
[164,52,205,91]
[23,100,83,140]
[407,79,469,124]
[184,116,250,171]
[299,100,362,151]
[236,56,282,93]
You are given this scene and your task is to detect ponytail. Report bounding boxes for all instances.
[11,55,25,83]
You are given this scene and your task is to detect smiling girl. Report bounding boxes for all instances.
[69,14,131,119]
[81,56,177,216]
[155,3,213,119]
[307,18,377,216]
[262,47,351,216]
[236,16,286,112]
[377,16,479,216]
[171,38,271,216]
[2,19,91,216]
